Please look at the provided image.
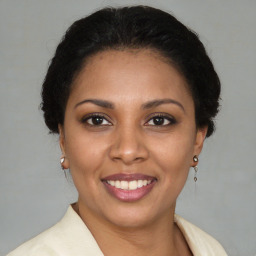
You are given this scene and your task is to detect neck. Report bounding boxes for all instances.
[73,201,191,256]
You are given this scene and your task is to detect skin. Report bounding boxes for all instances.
[59,49,207,256]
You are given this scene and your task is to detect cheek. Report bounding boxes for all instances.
[65,130,110,174]
[153,130,195,158]
[150,130,196,180]
[64,132,107,201]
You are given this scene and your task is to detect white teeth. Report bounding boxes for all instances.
[120,181,129,190]
[137,180,143,188]
[115,180,121,188]
[129,180,138,190]
[106,179,152,190]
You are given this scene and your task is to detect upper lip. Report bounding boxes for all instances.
[102,173,156,182]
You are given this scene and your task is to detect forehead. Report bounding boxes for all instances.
[69,49,193,107]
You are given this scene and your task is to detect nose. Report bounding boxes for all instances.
[109,126,149,165]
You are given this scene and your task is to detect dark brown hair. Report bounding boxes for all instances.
[41,5,220,137]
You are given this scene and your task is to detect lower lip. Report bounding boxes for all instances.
[103,181,156,202]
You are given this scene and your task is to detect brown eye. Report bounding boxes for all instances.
[90,116,104,125]
[82,114,112,126]
[146,115,176,126]
[152,117,165,125]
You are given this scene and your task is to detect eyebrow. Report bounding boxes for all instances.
[142,99,185,112]
[75,99,114,109]
[75,98,185,112]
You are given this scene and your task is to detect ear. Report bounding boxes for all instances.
[58,124,69,169]
[58,124,66,154]
[191,126,208,165]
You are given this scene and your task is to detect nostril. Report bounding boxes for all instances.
[110,151,148,165]
[108,133,149,164]
[134,156,144,161]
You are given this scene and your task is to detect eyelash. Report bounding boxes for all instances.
[81,113,112,126]
[145,113,176,126]
[80,113,176,127]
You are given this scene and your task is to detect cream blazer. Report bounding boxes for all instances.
[7,206,227,256]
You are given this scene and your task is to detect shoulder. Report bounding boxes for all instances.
[7,206,104,256]
[6,223,65,256]
[175,215,228,256]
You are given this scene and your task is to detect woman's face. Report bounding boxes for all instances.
[60,49,206,228]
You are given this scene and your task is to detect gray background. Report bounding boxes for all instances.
[0,0,255,255]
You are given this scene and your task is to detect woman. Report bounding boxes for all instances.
[8,6,227,256]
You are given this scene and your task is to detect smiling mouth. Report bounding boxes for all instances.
[105,179,153,190]
[102,173,157,202]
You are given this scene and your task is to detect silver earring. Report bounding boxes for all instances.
[193,155,198,182]
[60,157,65,170]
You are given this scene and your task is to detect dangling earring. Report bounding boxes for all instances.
[60,156,65,170]
[193,155,199,182]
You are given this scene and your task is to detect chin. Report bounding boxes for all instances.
[101,204,164,229]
